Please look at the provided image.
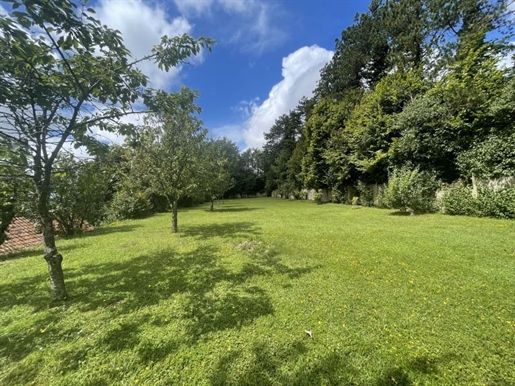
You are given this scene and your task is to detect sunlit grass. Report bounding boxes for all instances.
[1,198,514,385]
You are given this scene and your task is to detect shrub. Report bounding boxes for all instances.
[383,167,438,214]
[106,189,153,221]
[439,184,479,216]
[313,189,324,204]
[441,184,515,219]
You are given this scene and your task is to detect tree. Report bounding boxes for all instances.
[262,108,304,194]
[201,138,239,211]
[0,0,213,299]
[382,0,426,70]
[133,89,207,232]
[392,46,506,181]
[49,154,111,235]
[0,172,16,246]
[457,76,515,178]
[316,0,389,98]
[229,148,265,197]
[302,91,362,191]
[344,70,426,183]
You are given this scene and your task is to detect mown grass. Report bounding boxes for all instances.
[1,198,514,385]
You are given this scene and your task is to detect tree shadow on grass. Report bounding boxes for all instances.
[1,221,320,381]
[63,244,317,362]
[376,354,458,385]
[209,340,358,386]
[0,248,40,262]
[387,211,432,217]
[74,223,143,238]
[207,207,260,213]
[181,221,260,239]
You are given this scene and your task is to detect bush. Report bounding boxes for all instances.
[478,187,515,219]
[106,189,153,221]
[440,184,479,216]
[357,181,374,206]
[441,184,515,219]
[383,167,438,214]
[313,189,324,204]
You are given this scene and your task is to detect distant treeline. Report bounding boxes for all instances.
[258,0,515,201]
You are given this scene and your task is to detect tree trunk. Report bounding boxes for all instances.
[37,175,67,300]
[42,213,67,300]
[210,199,214,212]
[171,199,178,233]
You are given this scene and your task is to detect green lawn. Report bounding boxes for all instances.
[1,198,514,385]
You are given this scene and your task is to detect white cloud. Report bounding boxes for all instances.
[234,98,260,119]
[497,41,515,69]
[218,0,247,13]
[174,0,215,16]
[239,45,333,149]
[96,0,194,90]
[174,0,286,54]
[209,124,246,148]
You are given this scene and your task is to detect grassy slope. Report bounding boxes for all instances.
[0,198,514,385]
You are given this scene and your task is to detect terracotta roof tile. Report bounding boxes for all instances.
[0,217,42,255]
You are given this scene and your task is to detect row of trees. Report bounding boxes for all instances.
[0,0,219,300]
[261,0,515,203]
[1,89,266,237]
[0,0,267,301]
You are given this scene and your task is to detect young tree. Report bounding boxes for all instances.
[0,0,213,299]
[201,138,238,211]
[133,89,207,232]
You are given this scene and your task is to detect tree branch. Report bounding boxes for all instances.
[43,25,85,97]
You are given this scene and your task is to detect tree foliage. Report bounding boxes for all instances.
[49,155,111,235]
[133,89,206,232]
[260,0,513,209]
[383,166,439,214]
[201,138,239,210]
[0,0,213,299]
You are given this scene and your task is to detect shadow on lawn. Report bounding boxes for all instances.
[210,345,451,386]
[207,207,260,213]
[63,244,316,363]
[209,340,358,385]
[387,211,432,217]
[0,248,40,262]
[0,218,319,380]
[76,223,143,238]
[41,244,313,360]
[181,221,260,239]
[376,354,455,386]
[0,224,142,262]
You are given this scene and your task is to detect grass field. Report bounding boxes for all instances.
[1,198,514,385]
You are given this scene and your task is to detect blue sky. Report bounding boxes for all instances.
[88,0,372,149]
[1,0,513,151]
